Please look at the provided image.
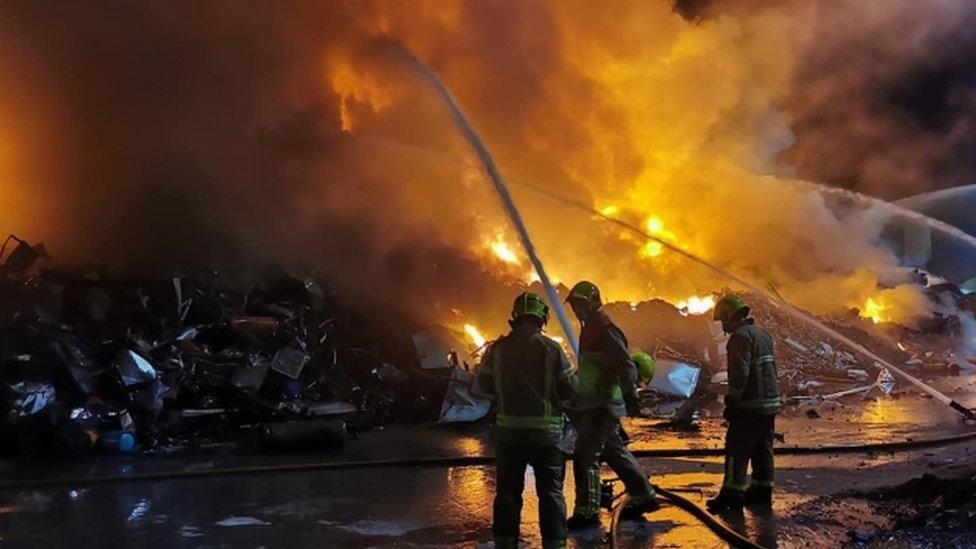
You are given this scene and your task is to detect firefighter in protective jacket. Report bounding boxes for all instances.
[707,294,782,512]
[477,292,578,548]
[564,281,659,530]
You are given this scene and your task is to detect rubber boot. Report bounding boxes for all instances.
[705,490,744,512]
[567,513,600,531]
[743,486,773,506]
[618,498,661,520]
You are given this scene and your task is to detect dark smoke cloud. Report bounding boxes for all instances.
[2,0,974,331]
[0,2,311,268]
[781,1,976,200]
[673,0,976,200]
[0,1,548,328]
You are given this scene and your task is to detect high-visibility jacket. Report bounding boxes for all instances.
[476,322,578,446]
[724,319,782,415]
[569,309,638,418]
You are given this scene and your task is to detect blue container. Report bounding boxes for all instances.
[99,430,136,453]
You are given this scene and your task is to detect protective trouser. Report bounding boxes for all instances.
[494,443,568,549]
[571,410,655,517]
[721,414,775,493]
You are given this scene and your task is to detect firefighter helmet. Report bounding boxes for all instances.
[511,292,549,323]
[566,281,602,309]
[713,294,749,323]
[632,351,656,382]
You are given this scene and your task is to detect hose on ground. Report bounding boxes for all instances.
[3,429,976,490]
[609,489,764,549]
[608,493,628,548]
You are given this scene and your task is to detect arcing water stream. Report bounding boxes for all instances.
[393,45,580,356]
[803,182,976,251]
[511,178,974,418]
[393,43,974,418]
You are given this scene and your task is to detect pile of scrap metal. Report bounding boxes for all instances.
[0,235,454,457]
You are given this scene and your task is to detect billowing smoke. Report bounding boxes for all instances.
[679,0,976,199]
[0,1,972,334]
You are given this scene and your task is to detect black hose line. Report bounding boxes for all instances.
[950,400,976,420]
[2,429,975,490]
[604,430,976,548]
[608,493,629,548]
[656,487,764,549]
[609,490,764,549]
[3,431,973,548]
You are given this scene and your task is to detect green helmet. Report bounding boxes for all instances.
[566,281,602,309]
[511,292,549,323]
[713,293,749,323]
[632,351,656,382]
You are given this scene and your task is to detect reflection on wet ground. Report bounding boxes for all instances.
[0,445,972,547]
[0,379,974,547]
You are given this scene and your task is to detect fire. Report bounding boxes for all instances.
[645,216,676,240]
[639,241,664,258]
[638,215,679,259]
[858,284,933,326]
[488,231,520,265]
[676,295,716,316]
[316,3,938,329]
[329,59,392,132]
[862,297,892,324]
[526,270,560,285]
[463,323,487,349]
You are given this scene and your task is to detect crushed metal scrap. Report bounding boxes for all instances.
[0,236,474,457]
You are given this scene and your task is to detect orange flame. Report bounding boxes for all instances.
[463,323,486,348]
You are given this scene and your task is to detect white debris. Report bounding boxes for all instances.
[710,371,728,385]
[796,380,823,391]
[833,351,858,369]
[948,357,976,371]
[784,338,809,353]
[877,368,896,395]
[437,363,491,424]
[179,526,205,538]
[815,342,834,357]
[215,516,270,527]
[846,369,869,382]
[648,360,701,398]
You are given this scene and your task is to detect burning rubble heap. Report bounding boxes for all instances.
[2,231,975,459]
[598,284,976,422]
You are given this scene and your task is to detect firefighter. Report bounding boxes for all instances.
[476,292,578,549]
[706,294,782,512]
[564,281,659,530]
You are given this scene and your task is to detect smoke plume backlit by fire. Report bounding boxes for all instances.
[318,0,938,333]
[4,0,972,339]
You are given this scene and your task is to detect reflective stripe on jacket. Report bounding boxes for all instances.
[476,322,578,446]
[568,310,637,418]
[725,319,782,415]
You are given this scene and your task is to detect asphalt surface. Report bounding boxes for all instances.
[1,373,974,547]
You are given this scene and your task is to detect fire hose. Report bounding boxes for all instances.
[610,490,763,549]
[3,430,976,548]
[5,428,976,489]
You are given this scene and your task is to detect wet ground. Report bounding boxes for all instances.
[1,374,975,547]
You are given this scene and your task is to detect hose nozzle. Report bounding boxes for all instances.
[949,400,976,421]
